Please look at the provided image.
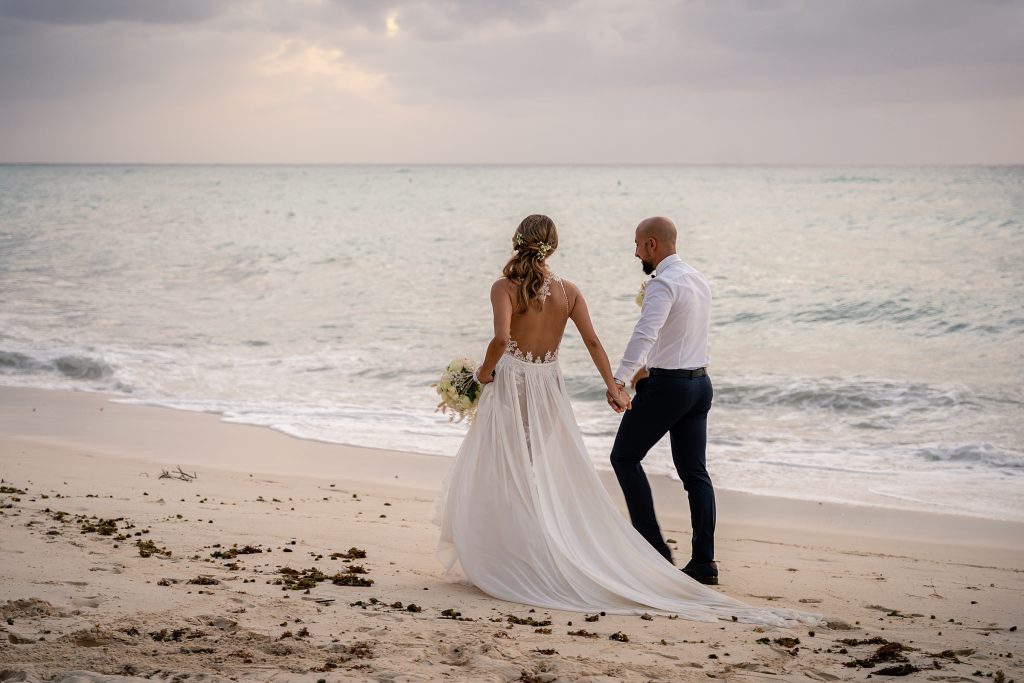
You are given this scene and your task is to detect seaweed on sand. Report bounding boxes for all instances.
[875,663,921,676]
[210,544,264,559]
[567,629,599,638]
[187,576,220,585]
[136,539,172,557]
[331,571,374,587]
[507,614,552,627]
[276,566,330,590]
[80,517,124,536]
[843,641,916,669]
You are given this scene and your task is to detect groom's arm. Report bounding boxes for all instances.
[614,278,672,384]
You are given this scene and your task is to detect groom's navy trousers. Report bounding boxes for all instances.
[610,371,715,564]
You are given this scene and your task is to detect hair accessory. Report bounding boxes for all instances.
[514,232,552,260]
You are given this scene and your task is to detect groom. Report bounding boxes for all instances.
[606,216,718,585]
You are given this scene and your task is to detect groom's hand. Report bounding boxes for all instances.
[614,386,632,411]
[605,387,632,413]
[630,367,649,389]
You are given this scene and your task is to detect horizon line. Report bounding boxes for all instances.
[2,161,1023,168]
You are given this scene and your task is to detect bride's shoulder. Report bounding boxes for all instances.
[557,277,580,295]
[491,277,515,295]
[553,277,582,310]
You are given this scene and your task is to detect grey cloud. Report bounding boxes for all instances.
[254,0,566,40]
[0,0,230,25]
[0,18,252,104]
[676,0,1024,72]
[331,0,1024,105]
[393,0,558,40]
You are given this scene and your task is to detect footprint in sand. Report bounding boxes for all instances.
[70,596,101,609]
[70,628,120,648]
[1,597,69,619]
[197,615,238,632]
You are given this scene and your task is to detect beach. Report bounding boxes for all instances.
[3,0,1022,678]
[1,385,1021,682]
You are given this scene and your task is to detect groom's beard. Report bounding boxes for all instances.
[641,259,654,275]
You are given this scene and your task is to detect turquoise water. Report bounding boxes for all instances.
[1,164,1022,520]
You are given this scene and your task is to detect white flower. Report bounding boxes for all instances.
[635,280,648,308]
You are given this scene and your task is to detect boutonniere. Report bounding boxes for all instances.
[635,275,654,307]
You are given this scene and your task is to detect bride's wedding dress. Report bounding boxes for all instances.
[437,274,820,627]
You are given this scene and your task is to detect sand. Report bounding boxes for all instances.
[1,385,1021,682]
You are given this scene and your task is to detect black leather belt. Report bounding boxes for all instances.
[649,367,707,378]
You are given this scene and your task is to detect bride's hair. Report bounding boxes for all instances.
[503,214,559,314]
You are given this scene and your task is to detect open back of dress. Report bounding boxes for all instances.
[505,273,569,364]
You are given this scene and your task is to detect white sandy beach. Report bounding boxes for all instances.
[1,385,1022,682]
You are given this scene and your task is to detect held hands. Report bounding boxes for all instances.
[605,385,632,413]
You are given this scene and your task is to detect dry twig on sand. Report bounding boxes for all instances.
[158,466,197,482]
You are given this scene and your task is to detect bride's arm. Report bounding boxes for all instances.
[568,286,631,411]
[475,280,513,384]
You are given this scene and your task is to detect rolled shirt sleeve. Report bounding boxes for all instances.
[614,277,673,383]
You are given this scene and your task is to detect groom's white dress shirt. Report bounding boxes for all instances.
[614,254,711,384]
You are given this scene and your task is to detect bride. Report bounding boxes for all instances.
[437,215,820,626]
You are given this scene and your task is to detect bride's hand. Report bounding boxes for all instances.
[614,387,632,411]
[475,368,495,384]
[605,387,631,412]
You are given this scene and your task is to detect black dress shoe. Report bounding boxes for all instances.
[681,560,719,585]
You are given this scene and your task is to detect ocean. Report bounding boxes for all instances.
[1,164,1022,521]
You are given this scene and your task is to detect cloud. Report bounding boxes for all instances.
[260,40,385,91]
[0,0,1021,163]
[0,0,231,25]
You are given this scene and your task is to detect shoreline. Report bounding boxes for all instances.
[2,383,1023,561]
[3,382,1020,527]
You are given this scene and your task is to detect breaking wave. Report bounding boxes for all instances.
[0,350,115,382]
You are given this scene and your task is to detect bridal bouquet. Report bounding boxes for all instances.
[434,357,482,423]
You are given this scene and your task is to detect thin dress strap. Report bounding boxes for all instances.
[557,278,569,316]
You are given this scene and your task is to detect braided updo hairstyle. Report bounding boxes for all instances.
[502,214,559,314]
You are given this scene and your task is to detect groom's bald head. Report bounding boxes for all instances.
[634,216,678,275]
[636,216,677,247]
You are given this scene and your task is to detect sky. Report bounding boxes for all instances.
[0,0,1022,165]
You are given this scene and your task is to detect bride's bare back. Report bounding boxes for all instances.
[505,273,571,362]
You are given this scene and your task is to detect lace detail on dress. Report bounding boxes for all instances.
[538,273,561,305]
[505,339,558,364]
